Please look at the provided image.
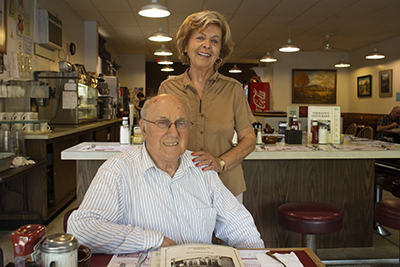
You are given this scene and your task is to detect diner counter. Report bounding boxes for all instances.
[61,137,399,249]
[61,137,400,160]
[24,119,122,140]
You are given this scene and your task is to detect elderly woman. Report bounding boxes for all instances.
[158,10,256,201]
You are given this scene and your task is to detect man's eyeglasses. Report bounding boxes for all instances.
[143,118,193,130]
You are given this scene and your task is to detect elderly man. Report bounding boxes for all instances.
[68,94,264,254]
[376,106,400,142]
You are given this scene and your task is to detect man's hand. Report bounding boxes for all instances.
[161,236,177,247]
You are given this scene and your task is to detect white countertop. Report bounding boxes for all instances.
[24,119,122,140]
[61,137,400,161]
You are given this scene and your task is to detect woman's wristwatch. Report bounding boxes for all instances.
[218,158,226,174]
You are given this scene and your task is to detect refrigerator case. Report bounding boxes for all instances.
[37,72,98,125]
[249,82,269,112]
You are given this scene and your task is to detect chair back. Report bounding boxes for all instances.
[344,123,357,136]
[63,207,78,233]
[356,126,374,139]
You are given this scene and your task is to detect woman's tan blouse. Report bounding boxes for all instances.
[158,69,256,196]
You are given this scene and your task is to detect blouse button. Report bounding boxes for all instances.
[200,131,204,134]
[200,114,204,118]
[200,148,204,151]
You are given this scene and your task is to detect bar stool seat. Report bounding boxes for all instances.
[376,200,400,230]
[375,180,400,264]
[278,202,342,253]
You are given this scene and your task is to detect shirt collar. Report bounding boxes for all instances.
[182,68,220,91]
[139,142,196,179]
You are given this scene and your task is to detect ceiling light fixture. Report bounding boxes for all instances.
[154,44,173,56]
[161,65,174,72]
[138,0,170,18]
[279,25,300,52]
[260,52,277,63]
[148,27,172,42]
[158,57,173,65]
[229,64,242,73]
[365,48,385,59]
[334,58,351,68]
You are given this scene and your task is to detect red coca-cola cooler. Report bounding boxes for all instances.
[249,82,269,112]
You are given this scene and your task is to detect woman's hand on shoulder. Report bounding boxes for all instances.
[191,151,220,173]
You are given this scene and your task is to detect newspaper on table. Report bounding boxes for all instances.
[156,244,244,267]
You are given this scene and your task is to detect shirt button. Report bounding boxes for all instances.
[177,204,180,208]
[200,131,204,134]
[200,114,204,118]
[184,230,187,234]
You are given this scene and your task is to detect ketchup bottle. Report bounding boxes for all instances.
[311,119,318,144]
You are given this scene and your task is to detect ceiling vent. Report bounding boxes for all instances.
[38,9,63,51]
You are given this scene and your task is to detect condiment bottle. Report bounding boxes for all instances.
[291,115,299,131]
[256,128,262,145]
[11,224,46,267]
[120,117,130,145]
[311,119,318,144]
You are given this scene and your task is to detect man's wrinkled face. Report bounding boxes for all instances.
[140,96,190,166]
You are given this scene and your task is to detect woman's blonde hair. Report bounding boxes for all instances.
[175,10,234,68]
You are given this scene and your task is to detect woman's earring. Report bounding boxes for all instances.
[215,57,222,65]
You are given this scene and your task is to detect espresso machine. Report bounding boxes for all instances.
[35,71,98,125]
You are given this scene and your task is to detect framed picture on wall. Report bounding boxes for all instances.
[0,0,7,54]
[357,75,372,97]
[292,69,337,104]
[379,69,392,97]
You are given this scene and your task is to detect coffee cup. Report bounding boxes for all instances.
[22,123,34,133]
[33,123,40,132]
[25,112,38,121]
[40,122,51,132]
[11,123,24,131]
[14,112,26,121]
[5,112,15,121]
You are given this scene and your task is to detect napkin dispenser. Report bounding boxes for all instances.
[285,130,302,144]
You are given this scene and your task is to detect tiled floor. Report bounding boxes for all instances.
[1,192,399,266]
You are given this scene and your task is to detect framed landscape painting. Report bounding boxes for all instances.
[379,69,392,97]
[292,69,337,104]
[357,75,372,97]
[0,0,7,54]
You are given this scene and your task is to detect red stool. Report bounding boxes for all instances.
[375,180,400,264]
[278,202,343,254]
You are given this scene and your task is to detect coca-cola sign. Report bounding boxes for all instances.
[249,82,269,112]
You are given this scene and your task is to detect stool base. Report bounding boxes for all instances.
[302,234,316,254]
[373,223,391,236]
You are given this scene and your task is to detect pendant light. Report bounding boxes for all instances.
[366,48,385,59]
[334,58,351,68]
[260,52,277,63]
[154,44,173,56]
[229,64,242,73]
[148,27,172,42]
[279,25,300,52]
[158,57,173,65]
[161,65,174,72]
[138,0,170,18]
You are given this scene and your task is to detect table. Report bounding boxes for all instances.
[90,248,325,267]
[61,138,400,249]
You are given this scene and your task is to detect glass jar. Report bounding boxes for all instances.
[40,233,79,267]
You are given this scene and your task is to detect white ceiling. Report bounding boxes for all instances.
[64,0,400,63]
